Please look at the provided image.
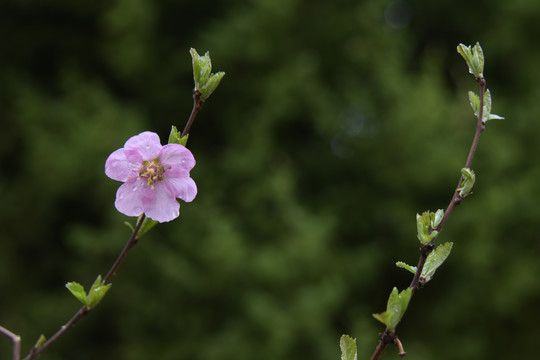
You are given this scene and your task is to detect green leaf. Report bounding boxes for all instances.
[416,209,444,244]
[168,126,190,146]
[178,134,189,146]
[123,221,135,232]
[396,261,417,275]
[33,334,47,350]
[138,216,159,238]
[489,114,505,120]
[340,335,357,360]
[200,71,226,101]
[457,42,484,78]
[87,284,112,309]
[190,48,225,101]
[468,91,480,118]
[483,89,504,123]
[373,287,412,330]
[421,242,453,283]
[459,168,475,198]
[86,275,112,309]
[190,48,210,87]
[482,89,492,123]
[372,311,393,329]
[88,275,103,294]
[432,209,444,229]
[468,89,503,123]
[168,125,181,144]
[66,282,88,306]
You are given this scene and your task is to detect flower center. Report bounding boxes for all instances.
[139,158,165,188]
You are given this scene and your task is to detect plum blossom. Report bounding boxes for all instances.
[105,131,197,223]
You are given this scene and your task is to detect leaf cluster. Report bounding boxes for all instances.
[65,275,111,309]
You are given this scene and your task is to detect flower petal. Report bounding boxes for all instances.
[160,144,196,172]
[114,179,145,217]
[124,132,163,161]
[164,176,197,202]
[105,148,139,181]
[142,184,180,223]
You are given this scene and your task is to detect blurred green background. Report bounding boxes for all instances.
[1,0,539,359]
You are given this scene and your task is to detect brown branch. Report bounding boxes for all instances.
[370,340,388,360]
[437,77,486,232]
[0,325,21,360]
[370,74,489,359]
[23,307,88,360]
[394,336,406,358]
[23,215,146,360]
[182,90,204,137]
[104,214,146,283]
[370,331,395,360]
[13,83,207,360]
[409,243,434,294]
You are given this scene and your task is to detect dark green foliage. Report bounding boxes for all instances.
[1,1,540,359]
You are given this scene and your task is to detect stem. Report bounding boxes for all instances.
[23,308,88,360]
[370,76,488,360]
[370,331,395,360]
[23,215,146,360]
[409,243,434,294]
[437,77,486,232]
[18,86,206,359]
[104,214,146,283]
[370,341,387,360]
[182,90,204,137]
[1,325,21,360]
[394,336,406,358]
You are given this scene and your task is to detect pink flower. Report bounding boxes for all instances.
[105,131,197,223]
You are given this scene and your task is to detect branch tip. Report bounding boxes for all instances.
[394,336,407,358]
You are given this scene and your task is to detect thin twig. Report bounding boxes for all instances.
[104,214,146,283]
[409,243,434,293]
[370,331,395,360]
[437,77,486,232]
[370,75,489,360]
[11,83,206,360]
[410,76,487,291]
[182,90,204,137]
[370,340,387,360]
[0,325,21,360]
[20,85,206,359]
[394,336,406,358]
[23,308,88,360]
[23,215,146,360]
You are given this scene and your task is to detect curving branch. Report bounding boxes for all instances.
[370,73,491,359]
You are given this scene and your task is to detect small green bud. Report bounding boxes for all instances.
[66,275,111,309]
[372,287,412,331]
[33,334,47,350]
[416,209,444,244]
[468,89,504,124]
[86,275,111,309]
[459,168,475,198]
[168,125,189,146]
[200,71,225,101]
[457,42,484,79]
[190,48,212,86]
[190,48,225,101]
[468,91,480,118]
